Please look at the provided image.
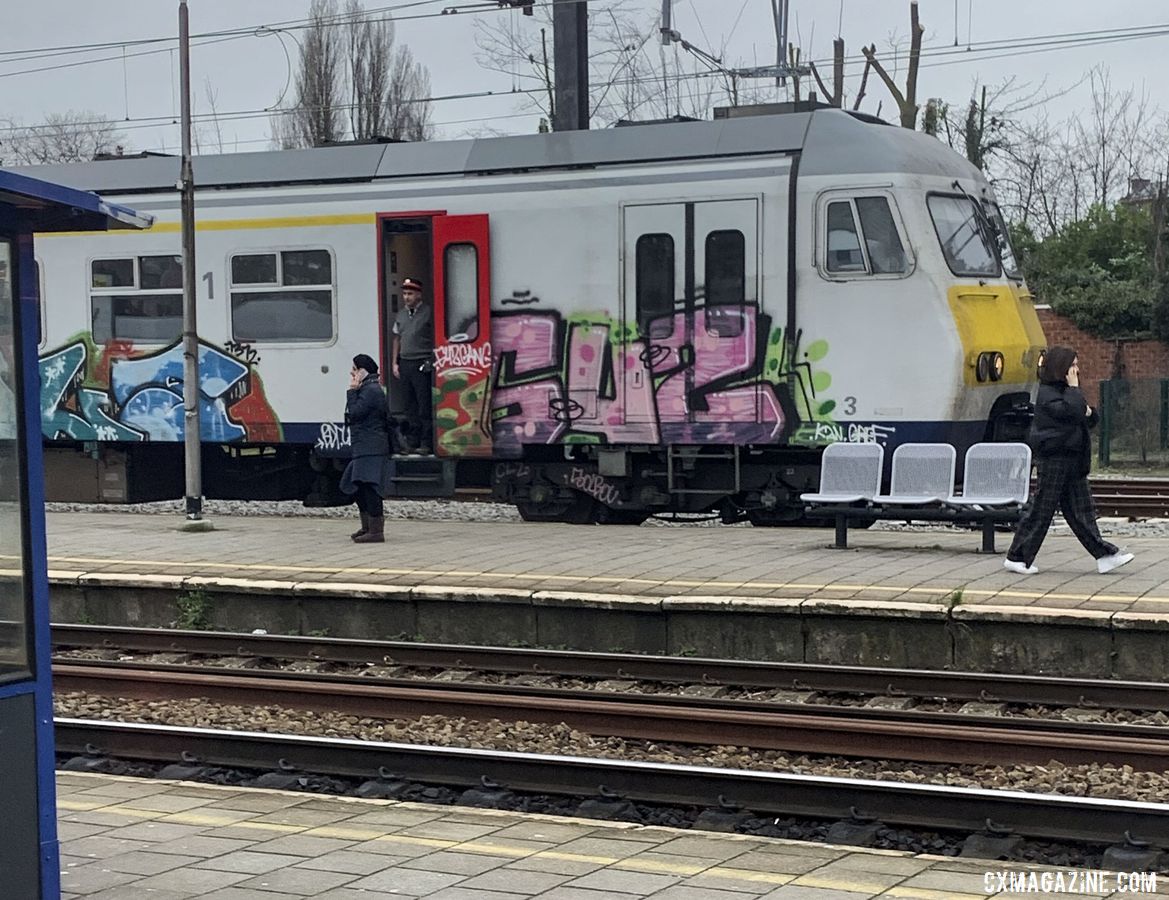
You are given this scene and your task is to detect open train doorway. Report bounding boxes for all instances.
[379,215,433,437]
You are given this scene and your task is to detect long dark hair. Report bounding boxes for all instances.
[1040,346,1077,384]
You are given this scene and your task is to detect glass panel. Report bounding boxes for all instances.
[91,257,134,289]
[139,255,183,290]
[986,202,1021,277]
[282,250,332,286]
[635,233,674,339]
[928,195,999,277]
[91,294,184,344]
[855,197,908,274]
[231,254,278,285]
[231,290,334,342]
[443,243,479,342]
[826,202,865,272]
[704,230,745,337]
[0,238,30,681]
[33,260,43,347]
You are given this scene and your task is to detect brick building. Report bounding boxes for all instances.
[1035,306,1169,406]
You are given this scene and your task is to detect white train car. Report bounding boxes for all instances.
[22,103,1044,521]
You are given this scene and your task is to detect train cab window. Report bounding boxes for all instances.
[0,237,31,683]
[443,243,479,342]
[705,229,745,337]
[928,195,999,277]
[230,249,335,343]
[89,255,183,345]
[824,198,908,276]
[635,233,674,339]
[855,198,908,274]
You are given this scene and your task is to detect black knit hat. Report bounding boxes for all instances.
[352,353,379,375]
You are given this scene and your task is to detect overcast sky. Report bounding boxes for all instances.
[1,0,1167,154]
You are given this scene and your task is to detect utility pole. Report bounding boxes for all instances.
[771,0,790,87]
[179,0,203,522]
[552,0,588,130]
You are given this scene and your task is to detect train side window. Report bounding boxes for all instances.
[635,233,674,339]
[704,229,745,337]
[443,243,479,343]
[855,198,908,274]
[89,256,183,345]
[229,249,335,343]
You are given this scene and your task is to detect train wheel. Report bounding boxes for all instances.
[515,492,595,524]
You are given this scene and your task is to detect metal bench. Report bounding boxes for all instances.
[802,441,1032,552]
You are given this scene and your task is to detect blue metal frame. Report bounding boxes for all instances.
[0,169,150,900]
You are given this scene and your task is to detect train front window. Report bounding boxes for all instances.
[0,238,31,683]
[825,202,865,273]
[928,195,999,277]
[985,202,1021,279]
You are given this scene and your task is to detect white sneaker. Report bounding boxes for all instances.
[1003,559,1039,576]
[1097,551,1134,574]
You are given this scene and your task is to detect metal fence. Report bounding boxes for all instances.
[1098,378,1169,467]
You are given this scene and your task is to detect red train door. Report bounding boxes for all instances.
[431,214,493,457]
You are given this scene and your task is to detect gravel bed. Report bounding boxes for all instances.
[44,498,1169,535]
[54,691,1169,803]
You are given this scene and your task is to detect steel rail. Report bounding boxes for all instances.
[54,718,1169,845]
[53,624,1169,709]
[53,662,1169,770]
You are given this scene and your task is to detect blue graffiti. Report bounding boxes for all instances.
[41,339,251,442]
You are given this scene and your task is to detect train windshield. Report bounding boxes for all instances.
[927,195,999,277]
[984,202,1022,279]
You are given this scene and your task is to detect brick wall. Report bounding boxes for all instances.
[1035,306,1169,407]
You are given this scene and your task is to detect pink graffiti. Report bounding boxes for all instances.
[491,305,785,453]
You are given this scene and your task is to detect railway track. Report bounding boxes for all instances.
[56,718,1169,847]
[52,654,1169,770]
[53,625,1169,709]
[1087,477,1169,518]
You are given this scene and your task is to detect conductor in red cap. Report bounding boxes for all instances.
[391,276,434,454]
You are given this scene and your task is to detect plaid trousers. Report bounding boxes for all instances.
[1007,456,1118,566]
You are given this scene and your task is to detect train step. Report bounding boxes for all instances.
[387,456,456,497]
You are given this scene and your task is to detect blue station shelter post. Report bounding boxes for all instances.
[0,170,150,900]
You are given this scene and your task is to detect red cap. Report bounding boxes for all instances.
[402,277,424,291]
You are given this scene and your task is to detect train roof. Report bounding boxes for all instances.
[12,108,983,196]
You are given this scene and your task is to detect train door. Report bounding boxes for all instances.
[621,199,763,442]
[380,215,432,430]
[431,214,493,458]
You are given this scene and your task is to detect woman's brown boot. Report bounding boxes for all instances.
[353,516,384,543]
[350,512,369,541]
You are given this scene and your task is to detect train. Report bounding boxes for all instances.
[18,100,1044,523]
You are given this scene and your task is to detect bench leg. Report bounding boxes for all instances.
[980,518,997,554]
[834,513,849,549]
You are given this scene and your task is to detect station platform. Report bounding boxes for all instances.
[40,511,1169,680]
[57,771,1165,899]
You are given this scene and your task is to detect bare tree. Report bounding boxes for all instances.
[346,0,391,140]
[385,45,433,141]
[0,111,126,164]
[860,0,924,128]
[271,0,433,147]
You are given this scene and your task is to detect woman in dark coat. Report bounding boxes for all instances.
[1004,346,1133,575]
[341,353,390,544]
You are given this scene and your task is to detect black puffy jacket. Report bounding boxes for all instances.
[345,375,389,458]
[1028,381,1098,475]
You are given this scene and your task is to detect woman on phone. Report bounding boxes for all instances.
[341,353,390,544]
[1004,346,1133,575]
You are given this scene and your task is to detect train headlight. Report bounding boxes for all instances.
[990,352,1005,381]
[975,353,991,383]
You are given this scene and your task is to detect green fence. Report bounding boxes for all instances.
[1098,378,1169,468]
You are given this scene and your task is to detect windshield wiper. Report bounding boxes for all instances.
[950,180,1001,258]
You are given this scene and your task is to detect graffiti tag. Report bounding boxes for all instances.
[224,339,262,366]
[812,422,897,445]
[569,466,620,505]
[435,341,492,372]
[493,461,531,480]
[315,422,351,451]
